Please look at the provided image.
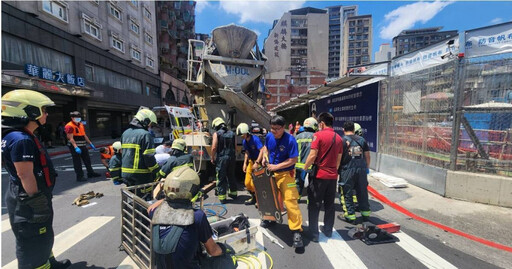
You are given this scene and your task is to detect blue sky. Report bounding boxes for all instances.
[195,1,512,60]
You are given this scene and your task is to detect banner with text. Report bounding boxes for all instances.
[465,22,512,58]
[311,82,379,152]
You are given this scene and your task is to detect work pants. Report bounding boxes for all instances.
[341,168,370,219]
[244,160,256,193]
[273,170,303,231]
[216,156,237,200]
[307,178,337,238]
[5,182,54,269]
[68,145,95,178]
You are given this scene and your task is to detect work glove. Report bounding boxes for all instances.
[74,147,82,154]
[90,143,96,150]
[113,179,122,185]
[21,192,51,223]
[366,168,370,174]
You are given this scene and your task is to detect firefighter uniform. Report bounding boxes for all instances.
[109,153,122,184]
[121,110,159,187]
[158,151,194,179]
[65,120,98,181]
[212,118,237,203]
[295,132,315,198]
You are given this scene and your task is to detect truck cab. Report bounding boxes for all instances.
[152,105,196,144]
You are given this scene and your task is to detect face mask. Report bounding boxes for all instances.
[73,117,81,123]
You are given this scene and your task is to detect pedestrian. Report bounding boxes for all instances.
[302,112,343,242]
[56,122,66,146]
[65,111,101,182]
[147,167,235,269]
[294,121,301,136]
[109,141,123,185]
[338,121,371,224]
[236,122,263,205]
[211,117,237,204]
[295,117,318,201]
[121,109,160,188]
[255,115,304,248]
[1,90,71,269]
[40,123,54,148]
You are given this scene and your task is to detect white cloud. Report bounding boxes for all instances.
[195,1,213,14]
[491,17,503,24]
[251,29,262,37]
[379,1,453,40]
[219,0,305,24]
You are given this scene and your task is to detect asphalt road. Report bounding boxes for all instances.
[1,152,504,269]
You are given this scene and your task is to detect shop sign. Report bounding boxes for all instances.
[24,63,85,87]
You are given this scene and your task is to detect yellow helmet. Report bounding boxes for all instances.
[303,117,318,131]
[163,166,200,200]
[135,109,157,128]
[236,123,250,136]
[112,141,122,152]
[354,123,363,136]
[171,138,186,151]
[1,90,55,122]
[211,117,225,129]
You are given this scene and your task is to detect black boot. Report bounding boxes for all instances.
[244,192,256,205]
[88,172,101,178]
[293,231,304,248]
[49,257,71,269]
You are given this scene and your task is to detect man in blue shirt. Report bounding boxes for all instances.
[237,123,263,205]
[255,115,304,248]
[1,90,71,269]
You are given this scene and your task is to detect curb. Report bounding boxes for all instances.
[48,143,112,157]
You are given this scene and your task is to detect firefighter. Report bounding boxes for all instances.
[157,139,194,179]
[65,111,101,181]
[121,109,159,188]
[338,123,363,211]
[295,117,317,200]
[211,117,237,204]
[109,141,123,185]
[147,167,234,269]
[236,123,263,205]
[1,90,71,269]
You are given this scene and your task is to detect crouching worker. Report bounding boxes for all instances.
[147,167,236,269]
[109,141,123,185]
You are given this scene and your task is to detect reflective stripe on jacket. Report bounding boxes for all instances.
[121,126,159,185]
[295,131,314,169]
[65,121,87,146]
[158,152,194,178]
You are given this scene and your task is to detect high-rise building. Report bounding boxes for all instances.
[2,1,161,137]
[156,1,196,106]
[342,14,372,75]
[263,7,328,110]
[375,43,395,62]
[392,27,458,56]
[327,5,357,78]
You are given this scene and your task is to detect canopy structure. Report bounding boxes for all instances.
[271,76,376,113]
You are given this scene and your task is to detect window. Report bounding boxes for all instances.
[85,64,94,82]
[130,0,138,7]
[42,0,68,22]
[129,20,139,34]
[109,4,122,21]
[111,37,124,52]
[131,48,141,61]
[86,64,142,94]
[83,15,101,40]
[144,7,151,20]
[146,56,154,68]
[144,32,153,45]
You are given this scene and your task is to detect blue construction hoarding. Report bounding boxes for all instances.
[311,82,379,152]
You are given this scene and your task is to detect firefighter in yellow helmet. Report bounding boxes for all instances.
[237,123,263,205]
[1,90,71,268]
[295,117,318,200]
[211,117,237,204]
[121,108,159,189]
[109,141,123,185]
[157,138,194,180]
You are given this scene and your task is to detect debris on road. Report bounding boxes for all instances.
[72,191,104,206]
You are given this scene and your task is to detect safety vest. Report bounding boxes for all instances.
[216,128,235,158]
[101,146,115,160]
[121,125,159,186]
[158,152,194,178]
[295,131,314,169]
[65,121,87,146]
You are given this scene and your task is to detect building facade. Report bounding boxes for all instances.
[375,43,395,62]
[392,27,458,56]
[156,1,196,107]
[2,1,161,138]
[342,14,372,76]
[326,5,357,78]
[263,7,329,110]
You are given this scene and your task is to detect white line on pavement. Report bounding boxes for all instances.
[309,221,368,269]
[3,216,115,269]
[2,218,11,233]
[116,255,140,269]
[394,232,457,269]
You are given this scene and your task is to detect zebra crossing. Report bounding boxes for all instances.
[1,216,460,269]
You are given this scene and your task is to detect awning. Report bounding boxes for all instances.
[2,71,93,97]
[271,76,375,112]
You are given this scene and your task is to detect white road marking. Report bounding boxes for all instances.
[3,216,114,269]
[116,255,140,269]
[395,232,457,269]
[309,221,368,269]
[2,218,11,233]
[81,202,98,208]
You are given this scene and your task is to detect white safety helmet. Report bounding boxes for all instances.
[163,166,200,200]
[236,123,250,136]
[212,117,225,130]
[303,117,318,131]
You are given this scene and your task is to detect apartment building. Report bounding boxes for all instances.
[342,14,373,75]
[393,27,458,56]
[326,5,357,78]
